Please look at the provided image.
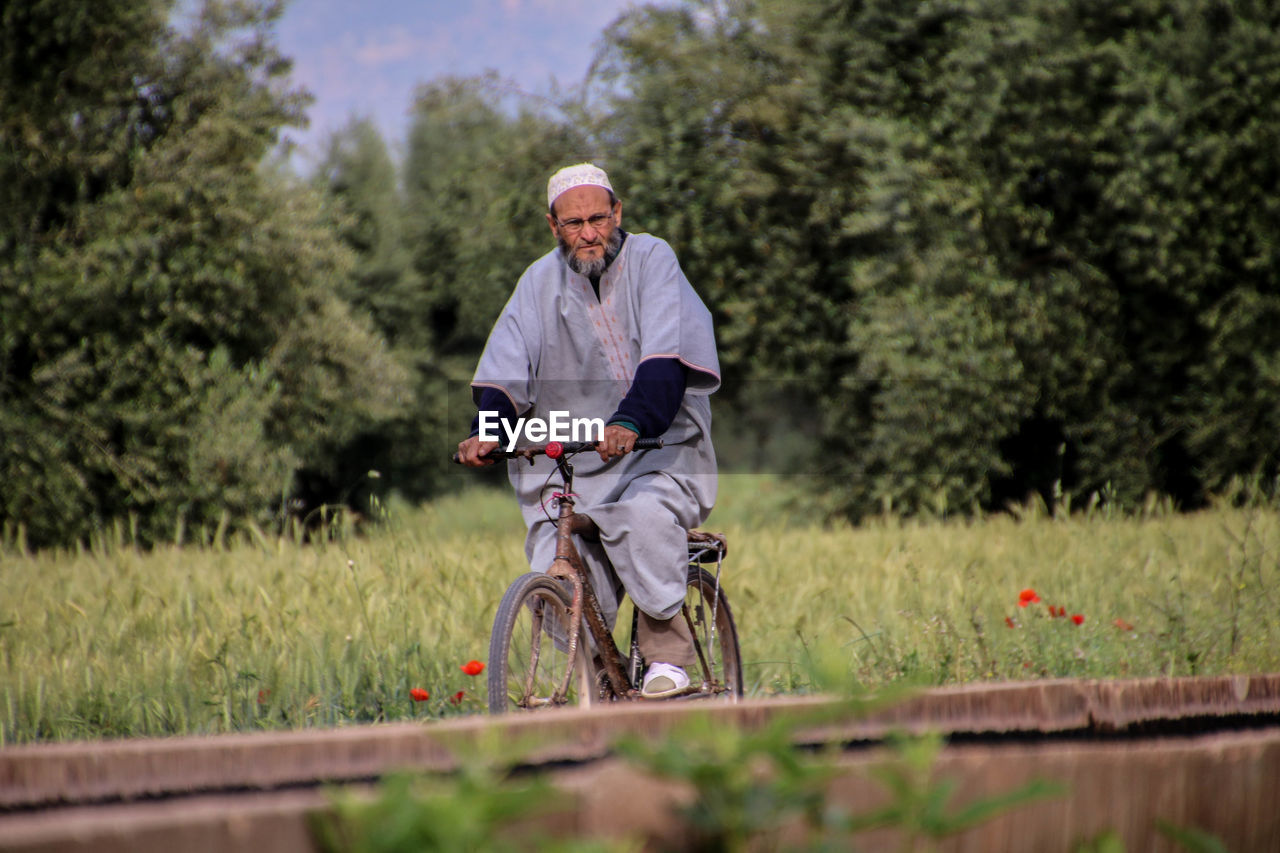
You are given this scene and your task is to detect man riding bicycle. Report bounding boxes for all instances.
[455,163,720,699]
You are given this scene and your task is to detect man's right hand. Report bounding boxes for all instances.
[456,436,500,467]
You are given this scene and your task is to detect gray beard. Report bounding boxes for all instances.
[560,227,623,277]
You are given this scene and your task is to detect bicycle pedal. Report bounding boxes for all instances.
[638,684,699,701]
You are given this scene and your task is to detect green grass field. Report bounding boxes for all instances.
[4,475,1278,744]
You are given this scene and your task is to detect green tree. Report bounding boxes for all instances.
[318,118,421,342]
[313,117,442,504]
[593,1,1029,511]
[400,76,593,446]
[592,0,1280,517]
[402,75,592,360]
[919,0,1280,505]
[1,0,407,547]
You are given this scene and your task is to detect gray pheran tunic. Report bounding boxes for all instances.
[472,232,720,623]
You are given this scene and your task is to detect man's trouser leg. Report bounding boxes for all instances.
[636,608,697,668]
[577,472,705,672]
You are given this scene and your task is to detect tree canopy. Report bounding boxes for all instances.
[589,0,1280,516]
[1,0,407,547]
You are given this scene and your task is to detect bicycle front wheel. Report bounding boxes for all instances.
[487,572,594,714]
[685,564,744,699]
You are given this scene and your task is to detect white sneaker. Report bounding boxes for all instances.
[641,662,691,699]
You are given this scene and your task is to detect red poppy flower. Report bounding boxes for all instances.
[461,660,485,676]
[1114,618,1134,631]
[451,690,465,705]
[1004,616,1016,628]
[1018,588,1041,607]
[409,688,430,702]
[1071,614,1085,625]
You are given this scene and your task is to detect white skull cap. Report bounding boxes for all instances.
[547,163,613,211]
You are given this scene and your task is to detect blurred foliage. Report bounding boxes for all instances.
[313,746,630,853]
[318,700,1058,853]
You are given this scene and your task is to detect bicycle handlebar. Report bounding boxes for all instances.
[451,437,664,465]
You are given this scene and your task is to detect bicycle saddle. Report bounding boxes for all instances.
[569,513,727,562]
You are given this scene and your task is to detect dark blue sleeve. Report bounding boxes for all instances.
[607,358,688,438]
[470,387,519,440]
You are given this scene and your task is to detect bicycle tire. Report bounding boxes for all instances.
[684,564,744,699]
[487,573,594,714]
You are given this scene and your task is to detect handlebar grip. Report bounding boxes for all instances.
[451,437,665,464]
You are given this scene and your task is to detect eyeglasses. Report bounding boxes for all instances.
[555,211,615,235]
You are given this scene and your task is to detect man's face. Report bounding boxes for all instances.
[547,186,622,275]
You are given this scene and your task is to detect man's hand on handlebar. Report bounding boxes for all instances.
[596,423,638,462]
[456,435,500,467]
[452,434,661,465]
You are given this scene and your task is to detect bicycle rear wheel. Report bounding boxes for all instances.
[487,573,594,714]
[684,564,744,699]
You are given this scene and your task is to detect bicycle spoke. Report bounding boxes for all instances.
[489,574,594,713]
[684,564,743,700]
[520,599,546,708]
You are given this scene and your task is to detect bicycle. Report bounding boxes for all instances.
[454,438,743,713]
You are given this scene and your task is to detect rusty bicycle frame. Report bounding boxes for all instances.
[460,438,736,709]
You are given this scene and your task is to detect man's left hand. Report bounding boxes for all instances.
[596,423,638,462]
